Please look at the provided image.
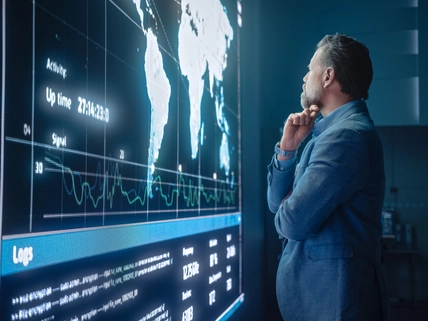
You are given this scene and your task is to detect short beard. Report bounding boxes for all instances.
[300,87,323,109]
[300,91,311,109]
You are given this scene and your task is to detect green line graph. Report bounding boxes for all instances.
[44,156,237,211]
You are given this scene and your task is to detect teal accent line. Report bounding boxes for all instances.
[1,213,241,275]
[216,294,245,321]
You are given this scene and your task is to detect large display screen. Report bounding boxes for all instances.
[0,0,243,320]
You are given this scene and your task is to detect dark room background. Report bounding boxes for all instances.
[234,0,428,320]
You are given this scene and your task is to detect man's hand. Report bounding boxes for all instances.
[278,105,320,160]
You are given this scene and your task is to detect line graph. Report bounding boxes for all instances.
[44,151,237,214]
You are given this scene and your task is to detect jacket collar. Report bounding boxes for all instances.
[312,100,368,137]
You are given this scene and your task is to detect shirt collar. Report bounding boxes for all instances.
[312,100,365,137]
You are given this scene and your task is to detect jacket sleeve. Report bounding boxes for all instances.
[274,128,370,240]
[266,155,297,213]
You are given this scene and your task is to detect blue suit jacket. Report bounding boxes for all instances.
[267,101,389,321]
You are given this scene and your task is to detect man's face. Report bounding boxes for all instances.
[300,48,324,109]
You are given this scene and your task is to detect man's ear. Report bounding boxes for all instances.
[323,67,335,88]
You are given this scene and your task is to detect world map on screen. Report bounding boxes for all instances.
[132,0,234,197]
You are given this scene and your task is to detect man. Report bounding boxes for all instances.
[267,33,390,320]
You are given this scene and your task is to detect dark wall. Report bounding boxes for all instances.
[260,0,422,128]
[420,0,428,125]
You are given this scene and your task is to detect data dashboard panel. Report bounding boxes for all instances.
[0,0,243,320]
